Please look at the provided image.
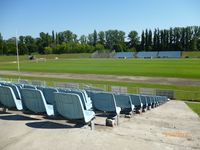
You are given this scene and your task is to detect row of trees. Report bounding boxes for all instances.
[0,26,200,55]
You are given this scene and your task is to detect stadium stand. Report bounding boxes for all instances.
[136,51,158,58]
[113,51,181,58]
[158,51,181,58]
[114,52,135,58]
[0,80,169,129]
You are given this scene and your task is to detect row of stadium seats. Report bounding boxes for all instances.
[0,81,169,129]
[114,51,181,58]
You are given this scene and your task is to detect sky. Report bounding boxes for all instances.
[0,0,200,39]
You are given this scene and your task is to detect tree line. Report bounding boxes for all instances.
[0,26,200,55]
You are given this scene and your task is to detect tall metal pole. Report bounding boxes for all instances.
[16,31,20,78]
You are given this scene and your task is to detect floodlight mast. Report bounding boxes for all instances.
[16,31,20,79]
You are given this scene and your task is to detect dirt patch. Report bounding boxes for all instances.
[1,70,200,86]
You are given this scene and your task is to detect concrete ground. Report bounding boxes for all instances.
[0,100,200,150]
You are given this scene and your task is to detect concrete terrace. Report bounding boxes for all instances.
[0,100,200,150]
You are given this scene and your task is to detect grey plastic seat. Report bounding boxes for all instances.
[114,94,134,114]
[23,84,36,89]
[21,88,54,116]
[1,83,21,100]
[145,96,152,109]
[91,92,121,114]
[0,85,23,110]
[91,92,121,125]
[129,94,143,112]
[37,87,58,105]
[54,92,95,127]
[140,95,147,111]
[63,89,93,110]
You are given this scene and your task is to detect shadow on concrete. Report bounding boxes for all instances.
[26,121,83,129]
[0,114,39,121]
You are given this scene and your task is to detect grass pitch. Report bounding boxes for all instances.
[0,58,200,79]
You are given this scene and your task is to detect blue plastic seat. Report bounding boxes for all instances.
[54,92,95,125]
[37,87,58,105]
[21,88,54,116]
[114,93,134,113]
[1,83,21,100]
[129,94,142,112]
[145,96,152,109]
[140,95,147,111]
[91,92,121,114]
[0,85,23,110]
[23,84,36,89]
[90,92,121,125]
[63,89,93,110]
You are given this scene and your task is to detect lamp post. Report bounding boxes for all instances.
[16,32,20,78]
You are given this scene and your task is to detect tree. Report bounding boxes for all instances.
[148,30,152,50]
[6,37,16,54]
[140,31,145,51]
[93,30,97,46]
[128,31,139,50]
[87,33,94,45]
[98,31,105,46]
[105,30,125,51]
[0,33,3,55]
[79,35,87,44]
[145,29,148,50]
[95,43,104,51]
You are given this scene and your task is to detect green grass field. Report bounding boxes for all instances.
[186,102,200,117]
[0,58,200,79]
[1,55,200,101]
[0,53,91,62]
[182,51,200,58]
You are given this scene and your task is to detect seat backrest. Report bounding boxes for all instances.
[129,94,141,107]
[65,90,89,110]
[23,84,36,89]
[140,95,147,105]
[91,92,117,112]
[150,96,156,104]
[145,96,152,105]
[37,87,57,105]
[0,86,16,107]
[54,92,84,120]
[3,83,21,100]
[114,94,132,109]
[21,88,46,113]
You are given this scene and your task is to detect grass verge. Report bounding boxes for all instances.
[186,102,200,117]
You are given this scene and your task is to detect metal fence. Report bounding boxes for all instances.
[1,77,200,101]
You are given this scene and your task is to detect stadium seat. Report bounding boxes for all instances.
[90,92,121,125]
[0,85,23,110]
[54,92,95,129]
[60,89,93,110]
[114,93,134,114]
[0,82,21,100]
[129,94,143,113]
[23,84,36,89]
[37,87,58,105]
[21,88,54,116]
[140,95,147,112]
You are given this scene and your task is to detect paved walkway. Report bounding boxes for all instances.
[0,101,200,150]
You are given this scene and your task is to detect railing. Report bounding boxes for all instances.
[1,77,199,101]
